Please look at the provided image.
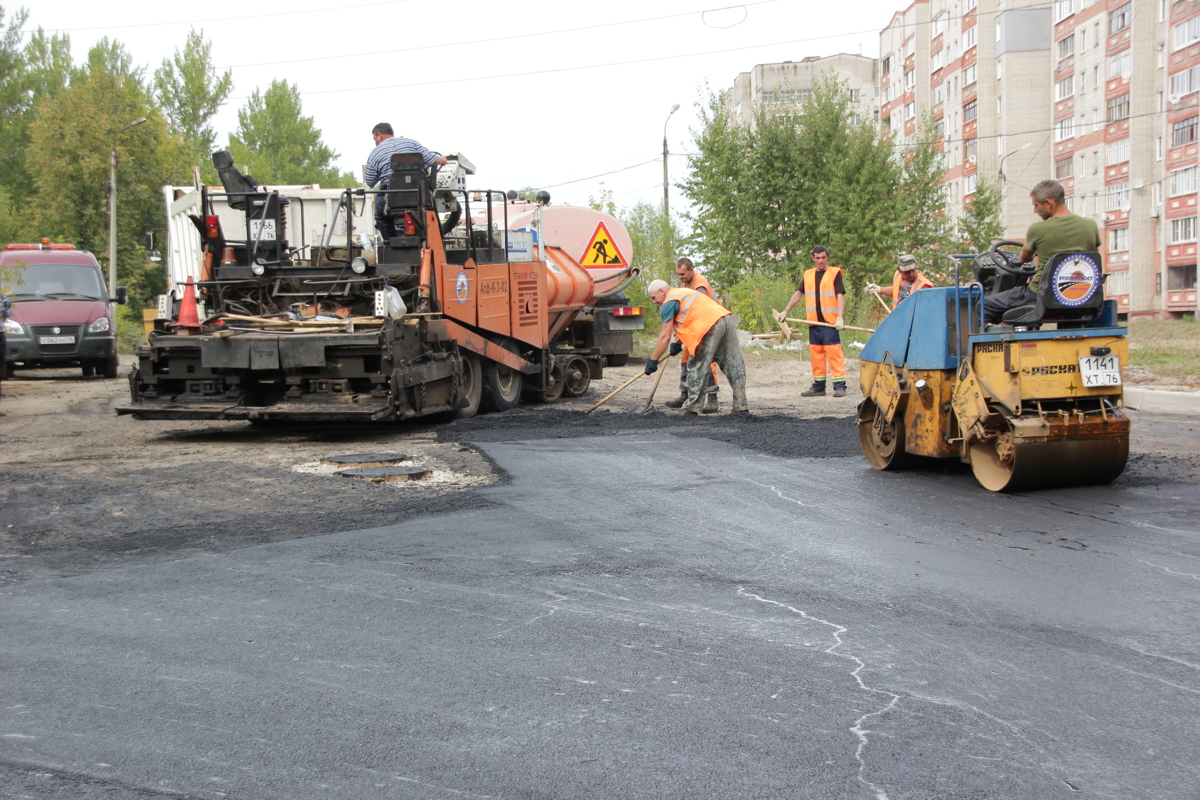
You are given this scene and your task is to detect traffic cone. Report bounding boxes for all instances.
[173,278,201,330]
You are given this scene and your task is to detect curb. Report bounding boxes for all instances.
[1123,387,1200,416]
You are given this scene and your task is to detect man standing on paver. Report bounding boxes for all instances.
[776,246,847,397]
[645,279,748,416]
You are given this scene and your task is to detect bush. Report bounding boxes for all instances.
[722,275,796,333]
[115,304,144,354]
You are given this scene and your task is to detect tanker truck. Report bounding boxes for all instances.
[116,152,642,422]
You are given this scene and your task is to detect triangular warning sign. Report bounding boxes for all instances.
[579,222,628,268]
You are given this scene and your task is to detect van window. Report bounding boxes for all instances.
[7,263,105,300]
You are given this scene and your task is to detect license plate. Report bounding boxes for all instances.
[39,335,75,345]
[1079,354,1121,387]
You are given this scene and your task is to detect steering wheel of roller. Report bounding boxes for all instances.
[988,240,1037,277]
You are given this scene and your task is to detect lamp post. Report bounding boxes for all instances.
[108,116,147,296]
[997,141,1032,187]
[662,103,680,219]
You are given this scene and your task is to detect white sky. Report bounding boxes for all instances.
[24,0,904,214]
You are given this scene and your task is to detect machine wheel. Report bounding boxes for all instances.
[102,355,120,379]
[481,339,522,412]
[525,361,565,403]
[857,399,909,471]
[81,361,96,377]
[562,357,592,397]
[968,423,1130,492]
[454,352,483,419]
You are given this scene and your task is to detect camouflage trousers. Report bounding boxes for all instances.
[683,316,748,413]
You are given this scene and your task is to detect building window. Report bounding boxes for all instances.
[965,0,977,10]
[761,90,774,104]
[1058,34,1076,61]
[1108,49,1131,80]
[1169,264,1198,290]
[1173,15,1200,51]
[1170,166,1198,196]
[964,173,978,195]
[932,13,948,38]
[1108,182,1130,211]
[1056,156,1074,179]
[905,101,916,120]
[882,55,892,74]
[1173,116,1199,147]
[1109,2,1131,35]
[933,84,945,105]
[1107,94,1130,122]
[1107,270,1130,296]
[1055,0,1075,23]
[1171,216,1198,243]
[932,49,945,71]
[1171,66,1200,98]
[965,26,977,50]
[850,89,861,103]
[1108,228,1129,252]
[934,116,945,138]
[1055,75,1075,100]
[1056,116,1075,141]
[1106,138,1130,165]
[964,64,977,86]
[964,99,978,122]
[905,70,915,89]
[964,137,978,163]
[799,89,813,102]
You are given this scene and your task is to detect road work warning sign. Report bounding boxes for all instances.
[580,222,628,268]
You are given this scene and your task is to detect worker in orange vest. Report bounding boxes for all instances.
[776,245,847,397]
[646,279,748,415]
[866,253,935,310]
[664,257,720,413]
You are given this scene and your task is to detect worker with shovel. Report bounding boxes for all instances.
[665,257,720,413]
[776,245,847,398]
[645,279,749,416]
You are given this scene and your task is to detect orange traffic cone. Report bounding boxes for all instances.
[173,278,201,330]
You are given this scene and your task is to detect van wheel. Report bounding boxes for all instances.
[103,355,120,379]
[81,361,96,377]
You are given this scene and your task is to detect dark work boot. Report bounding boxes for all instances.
[664,391,687,409]
[833,384,847,398]
[800,384,826,397]
[701,393,719,414]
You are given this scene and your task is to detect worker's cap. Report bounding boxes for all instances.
[647,279,669,296]
[897,254,918,270]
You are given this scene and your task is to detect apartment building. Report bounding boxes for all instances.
[881,0,1199,319]
[727,54,880,129]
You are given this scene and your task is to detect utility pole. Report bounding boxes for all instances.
[108,117,147,296]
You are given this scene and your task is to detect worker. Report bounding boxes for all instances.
[645,279,748,415]
[776,246,847,398]
[364,123,448,238]
[664,257,720,413]
[984,178,1101,323]
[866,254,934,310]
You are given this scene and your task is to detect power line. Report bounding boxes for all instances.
[542,158,660,189]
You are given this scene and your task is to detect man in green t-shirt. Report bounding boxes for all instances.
[983,179,1102,323]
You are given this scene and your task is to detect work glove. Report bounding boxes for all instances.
[835,318,845,331]
[864,283,881,295]
[773,309,785,323]
[669,342,682,357]
[644,357,659,375]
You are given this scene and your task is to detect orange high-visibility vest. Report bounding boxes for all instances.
[683,272,714,299]
[665,287,730,356]
[889,270,934,309]
[803,266,843,324]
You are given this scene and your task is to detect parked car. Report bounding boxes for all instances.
[2,239,127,378]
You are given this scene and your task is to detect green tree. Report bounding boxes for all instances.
[227,80,353,186]
[955,175,1005,255]
[154,28,232,175]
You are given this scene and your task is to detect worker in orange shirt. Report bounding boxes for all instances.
[776,246,847,397]
[866,253,934,310]
[664,257,720,413]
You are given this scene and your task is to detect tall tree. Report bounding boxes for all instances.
[154,28,232,171]
[956,175,1005,255]
[227,80,351,186]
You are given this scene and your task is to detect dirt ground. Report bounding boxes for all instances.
[1,352,1196,587]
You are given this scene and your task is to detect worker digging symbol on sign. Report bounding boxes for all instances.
[646,279,748,416]
[591,237,620,265]
[776,246,847,398]
[664,257,720,413]
[580,222,628,268]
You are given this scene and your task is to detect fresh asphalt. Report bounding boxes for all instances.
[2,420,1198,799]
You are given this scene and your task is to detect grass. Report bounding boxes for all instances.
[1126,319,1200,383]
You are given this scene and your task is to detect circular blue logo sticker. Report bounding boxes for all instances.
[455,270,469,304]
[1050,254,1101,307]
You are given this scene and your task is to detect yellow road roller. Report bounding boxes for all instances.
[857,244,1129,492]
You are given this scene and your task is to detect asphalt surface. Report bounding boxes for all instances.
[3,412,1198,799]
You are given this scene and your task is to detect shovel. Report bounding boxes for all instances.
[635,353,674,414]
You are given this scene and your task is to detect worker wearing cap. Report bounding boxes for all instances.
[776,246,847,398]
[645,279,748,415]
[867,254,935,310]
[665,257,720,413]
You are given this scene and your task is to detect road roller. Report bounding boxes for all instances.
[857,242,1130,492]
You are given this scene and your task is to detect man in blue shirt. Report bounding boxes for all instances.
[365,123,447,237]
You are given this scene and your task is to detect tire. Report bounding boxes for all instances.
[81,361,96,377]
[453,352,483,419]
[606,353,629,367]
[481,339,522,412]
[103,355,120,379]
[562,357,592,397]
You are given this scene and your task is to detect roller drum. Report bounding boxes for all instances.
[969,425,1130,492]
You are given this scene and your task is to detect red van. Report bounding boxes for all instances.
[2,239,127,378]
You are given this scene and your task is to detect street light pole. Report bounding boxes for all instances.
[997,141,1032,187]
[108,117,147,296]
[662,103,680,219]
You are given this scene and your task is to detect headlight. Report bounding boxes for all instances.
[3,318,23,336]
[89,317,111,333]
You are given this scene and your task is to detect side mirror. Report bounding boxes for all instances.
[115,286,128,305]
